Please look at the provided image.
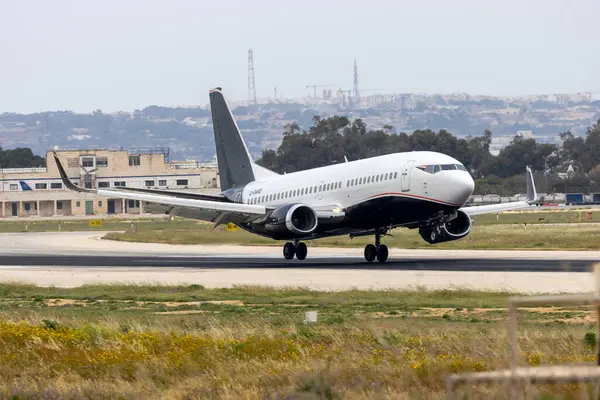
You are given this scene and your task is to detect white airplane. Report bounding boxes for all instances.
[53,87,537,263]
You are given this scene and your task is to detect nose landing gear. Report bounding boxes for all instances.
[364,229,389,263]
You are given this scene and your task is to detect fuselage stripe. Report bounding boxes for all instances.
[366,192,463,207]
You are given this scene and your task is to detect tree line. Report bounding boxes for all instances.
[256,116,600,195]
[0,148,45,169]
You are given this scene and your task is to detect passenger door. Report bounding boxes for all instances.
[401,160,415,192]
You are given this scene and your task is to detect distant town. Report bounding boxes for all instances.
[1,89,599,163]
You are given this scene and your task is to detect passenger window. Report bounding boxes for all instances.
[384,173,388,180]
[393,172,398,179]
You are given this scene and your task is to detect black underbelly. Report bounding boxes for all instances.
[342,195,456,229]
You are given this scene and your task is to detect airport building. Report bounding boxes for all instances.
[0,148,219,218]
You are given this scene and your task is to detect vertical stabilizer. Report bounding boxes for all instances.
[209,87,278,190]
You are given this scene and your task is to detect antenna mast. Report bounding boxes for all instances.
[353,59,360,103]
[248,49,257,105]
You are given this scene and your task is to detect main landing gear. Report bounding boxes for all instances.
[283,240,307,260]
[364,229,388,263]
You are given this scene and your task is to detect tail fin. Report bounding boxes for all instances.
[209,87,278,190]
[19,181,32,191]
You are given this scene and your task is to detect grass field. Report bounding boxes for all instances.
[104,219,600,250]
[0,283,595,399]
[2,210,600,250]
[0,217,174,233]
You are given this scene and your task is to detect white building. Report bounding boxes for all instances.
[0,148,219,217]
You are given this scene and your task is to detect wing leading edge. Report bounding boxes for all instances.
[52,152,267,217]
[460,166,537,216]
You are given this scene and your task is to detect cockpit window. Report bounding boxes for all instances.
[416,163,467,174]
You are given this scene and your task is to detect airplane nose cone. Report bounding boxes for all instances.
[451,172,475,204]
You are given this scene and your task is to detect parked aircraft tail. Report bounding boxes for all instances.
[19,181,32,191]
[209,87,278,190]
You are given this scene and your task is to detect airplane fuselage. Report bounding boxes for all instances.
[236,151,475,240]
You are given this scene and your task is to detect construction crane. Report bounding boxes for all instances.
[336,88,386,109]
[305,84,338,98]
[338,88,384,97]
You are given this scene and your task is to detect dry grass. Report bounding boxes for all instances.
[0,283,597,399]
[104,221,600,250]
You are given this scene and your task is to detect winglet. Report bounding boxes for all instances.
[525,165,537,203]
[52,151,93,193]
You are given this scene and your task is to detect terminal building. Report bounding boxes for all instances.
[0,147,219,218]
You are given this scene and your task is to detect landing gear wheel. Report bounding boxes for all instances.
[377,244,388,263]
[429,229,438,243]
[295,242,308,260]
[283,242,295,260]
[364,244,377,262]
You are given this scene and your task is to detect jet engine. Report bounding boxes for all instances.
[263,203,319,238]
[418,209,472,244]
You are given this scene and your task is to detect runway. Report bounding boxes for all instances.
[0,231,597,292]
[0,254,593,272]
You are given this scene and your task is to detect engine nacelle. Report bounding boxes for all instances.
[419,210,472,244]
[263,203,318,238]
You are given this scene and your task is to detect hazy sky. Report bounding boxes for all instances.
[1,0,599,113]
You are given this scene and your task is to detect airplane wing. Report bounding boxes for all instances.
[460,166,537,216]
[110,186,228,202]
[52,152,267,225]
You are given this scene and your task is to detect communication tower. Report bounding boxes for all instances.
[248,49,257,105]
[353,59,360,102]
